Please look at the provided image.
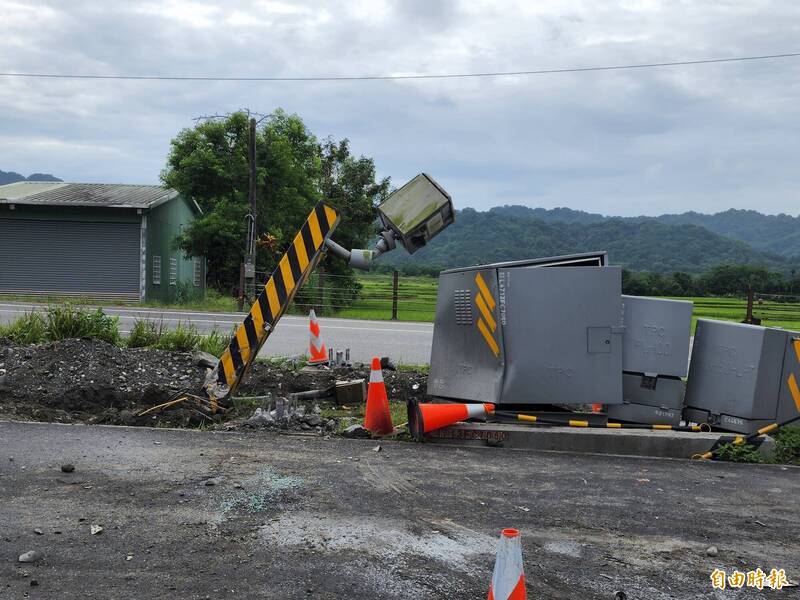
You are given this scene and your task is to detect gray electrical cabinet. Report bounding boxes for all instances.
[684,319,795,433]
[428,252,624,407]
[607,296,693,425]
[777,334,800,425]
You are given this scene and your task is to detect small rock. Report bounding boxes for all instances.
[60,464,75,473]
[18,551,40,563]
[372,445,382,452]
[33,528,43,535]
[30,580,39,587]
[304,414,323,427]
[325,419,337,430]
[342,424,371,439]
[203,476,224,487]
[246,408,275,429]
[91,525,104,535]
[706,546,718,557]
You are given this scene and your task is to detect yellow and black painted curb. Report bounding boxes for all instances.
[212,202,340,397]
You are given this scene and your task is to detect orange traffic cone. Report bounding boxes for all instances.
[408,399,495,441]
[364,357,394,435]
[488,528,526,600]
[308,309,328,365]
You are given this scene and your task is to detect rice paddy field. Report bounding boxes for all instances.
[337,275,800,333]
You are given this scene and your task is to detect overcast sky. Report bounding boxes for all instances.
[1,0,799,216]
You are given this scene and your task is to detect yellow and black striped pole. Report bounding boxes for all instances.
[494,411,709,432]
[691,418,798,460]
[205,202,340,406]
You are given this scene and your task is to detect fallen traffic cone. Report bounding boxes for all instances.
[364,357,394,435]
[308,309,328,365]
[488,528,526,600]
[407,399,495,441]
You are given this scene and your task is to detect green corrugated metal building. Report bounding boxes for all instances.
[0,182,205,302]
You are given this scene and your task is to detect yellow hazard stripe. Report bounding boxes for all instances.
[568,420,589,427]
[477,318,500,356]
[794,339,800,364]
[475,292,496,332]
[235,326,250,363]
[250,301,265,338]
[323,205,338,228]
[474,272,496,310]
[293,235,309,271]
[279,255,295,294]
[607,422,622,428]
[220,350,235,385]
[653,424,672,430]
[308,210,324,248]
[788,374,800,412]
[517,414,538,423]
[265,278,280,317]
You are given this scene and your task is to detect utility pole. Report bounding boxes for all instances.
[243,116,258,304]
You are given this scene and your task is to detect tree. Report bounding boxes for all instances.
[311,137,391,310]
[162,110,386,306]
[162,110,323,293]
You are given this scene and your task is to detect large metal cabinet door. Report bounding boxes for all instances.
[427,268,505,402]
[499,266,623,405]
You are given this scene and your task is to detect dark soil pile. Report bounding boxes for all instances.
[0,337,428,429]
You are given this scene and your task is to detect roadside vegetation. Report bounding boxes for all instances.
[715,427,800,465]
[0,304,231,357]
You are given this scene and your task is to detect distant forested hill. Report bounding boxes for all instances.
[487,205,800,257]
[380,207,799,274]
[0,169,62,185]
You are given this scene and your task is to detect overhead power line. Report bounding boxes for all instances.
[0,52,798,83]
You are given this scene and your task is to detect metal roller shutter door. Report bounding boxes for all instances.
[0,219,140,300]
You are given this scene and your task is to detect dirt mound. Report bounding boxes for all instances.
[0,338,429,429]
[0,338,206,425]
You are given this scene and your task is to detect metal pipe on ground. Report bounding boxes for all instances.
[494,411,710,433]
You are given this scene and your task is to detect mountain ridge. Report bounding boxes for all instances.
[381,207,799,275]
[0,169,63,185]
[488,205,800,257]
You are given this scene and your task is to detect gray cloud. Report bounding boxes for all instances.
[1,0,799,216]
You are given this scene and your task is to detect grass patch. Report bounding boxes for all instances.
[398,363,430,375]
[0,311,46,344]
[772,426,800,465]
[44,304,121,345]
[0,305,120,345]
[321,401,410,434]
[714,441,764,463]
[125,318,231,356]
[126,319,165,348]
[197,328,231,358]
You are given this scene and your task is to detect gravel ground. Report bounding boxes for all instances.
[1,421,798,599]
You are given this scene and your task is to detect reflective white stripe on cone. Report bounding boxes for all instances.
[308,309,328,364]
[488,528,526,600]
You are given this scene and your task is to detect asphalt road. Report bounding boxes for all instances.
[0,302,434,365]
[1,421,798,599]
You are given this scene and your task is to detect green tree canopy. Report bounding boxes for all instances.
[162,110,387,300]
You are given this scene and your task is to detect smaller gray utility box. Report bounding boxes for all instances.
[607,296,693,425]
[684,319,798,433]
[428,252,624,407]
